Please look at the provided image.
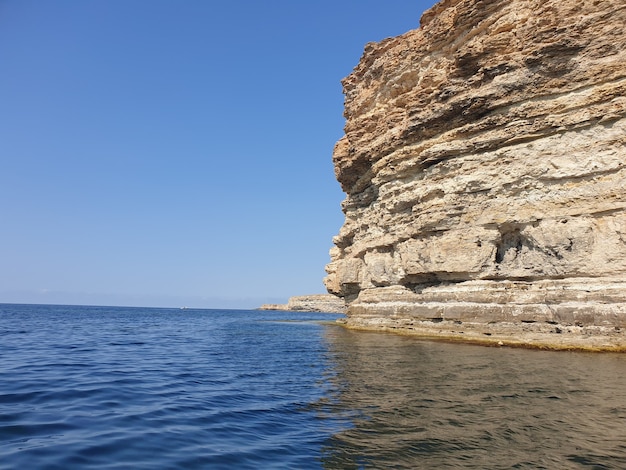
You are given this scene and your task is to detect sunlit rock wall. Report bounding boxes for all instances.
[325,0,626,348]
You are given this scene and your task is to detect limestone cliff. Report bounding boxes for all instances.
[259,294,346,313]
[325,0,626,350]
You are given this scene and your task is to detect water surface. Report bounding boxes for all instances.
[1,304,625,469]
[321,327,626,469]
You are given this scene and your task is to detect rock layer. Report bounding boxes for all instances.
[325,0,626,350]
[259,294,346,313]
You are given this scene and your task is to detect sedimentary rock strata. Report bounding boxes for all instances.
[259,294,346,313]
[325,0,626,350]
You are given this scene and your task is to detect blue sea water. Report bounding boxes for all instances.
[1,303,626,469]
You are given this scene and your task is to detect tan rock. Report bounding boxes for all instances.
[325,0,626,350]
[259,294,346,313]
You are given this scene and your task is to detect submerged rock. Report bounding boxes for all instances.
[325,0,626,350]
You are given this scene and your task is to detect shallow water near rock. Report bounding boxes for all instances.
[1,304,625,469]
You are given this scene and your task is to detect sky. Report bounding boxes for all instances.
[0,0,437,309]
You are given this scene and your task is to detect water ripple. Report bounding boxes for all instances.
[320,327,626,469]
[2,304,626,469]
[0,305,347,469]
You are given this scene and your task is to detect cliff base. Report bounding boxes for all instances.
[342,278,626,351]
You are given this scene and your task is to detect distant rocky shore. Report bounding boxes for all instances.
[324,0,626,351]
[259,294,346,314]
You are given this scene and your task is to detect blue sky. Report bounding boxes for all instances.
[0,0,437,308]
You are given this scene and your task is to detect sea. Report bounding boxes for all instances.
[1,304,625,469]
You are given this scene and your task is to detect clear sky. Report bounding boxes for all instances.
[0,0,437,309]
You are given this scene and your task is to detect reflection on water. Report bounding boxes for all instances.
[320,326,626,469]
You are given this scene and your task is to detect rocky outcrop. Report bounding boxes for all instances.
[259,294,346,313]
[325,0,626,350]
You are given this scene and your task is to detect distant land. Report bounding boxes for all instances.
[259,294,346,314]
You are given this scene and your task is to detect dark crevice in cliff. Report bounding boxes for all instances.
[495,225,524,264]
[493,222,579,267]
[402,276,472,293]
[404,280,445,293]
[524,41,586,78]
[341,185,379,211]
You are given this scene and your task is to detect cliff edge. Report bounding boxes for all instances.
[325,0,626,350]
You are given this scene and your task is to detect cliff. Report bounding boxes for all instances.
[325,0,626,350]
[259,294,346,313]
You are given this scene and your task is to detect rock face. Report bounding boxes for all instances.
[259,294,346,313]
[324,0,626,350]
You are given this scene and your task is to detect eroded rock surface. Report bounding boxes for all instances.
[325,0,626,350]
[259,294,346,313]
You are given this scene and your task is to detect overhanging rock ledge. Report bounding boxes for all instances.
[324,0,626,351]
